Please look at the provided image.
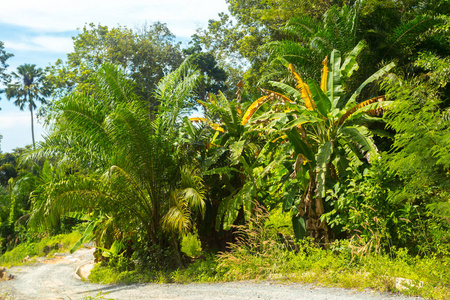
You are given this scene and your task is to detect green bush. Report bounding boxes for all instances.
[322,158,449,256]
[0,232,81,266]
[181,232,203,258]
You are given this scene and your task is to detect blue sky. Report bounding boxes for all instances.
[0,0,228,153]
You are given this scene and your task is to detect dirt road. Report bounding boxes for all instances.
[0,248,423,300]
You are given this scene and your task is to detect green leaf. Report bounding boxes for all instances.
[369,128,394,139]
[316,141,333,198]
[340,127,377,157]
[327,49,343,109]
[41,160,53,183]
[269,81,302,102]
[202,166,243,176]
[282,181,299,212]
[260,152,289,178]
[340,41,365,78]
[286,129,315,164]
[334,149,350,178]
[109,240,124,256]
[70,220,95,254]
[292,214,307,240]
[201,147,228,172]
[182,116,197,138]
[348,62,395,104]
[230,140,245,165]
[283,114,322,130]
[242,183,255,221]
[223,194,243,231]
[307,79,331,117]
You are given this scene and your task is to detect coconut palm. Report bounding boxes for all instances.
[5,64,49,148]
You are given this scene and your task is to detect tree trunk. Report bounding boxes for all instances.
[171,234,184,268]
[302,171,332,246]
[29,103,35,149]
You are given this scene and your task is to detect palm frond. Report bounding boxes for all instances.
[385,15,440,58]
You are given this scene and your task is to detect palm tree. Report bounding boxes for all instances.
[261,3,362,85]
[26,62,204,267]
[262,0,441,89]
[5,64,49,148]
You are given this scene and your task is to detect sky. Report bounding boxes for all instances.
[0,0,229,153]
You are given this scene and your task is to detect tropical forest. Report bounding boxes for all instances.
[0,0,449,299]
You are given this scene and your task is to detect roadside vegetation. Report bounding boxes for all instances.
[0,1,449,299]
[0,231,81,267]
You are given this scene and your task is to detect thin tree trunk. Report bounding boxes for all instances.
[30,103,35,148]
[171,234,184,268]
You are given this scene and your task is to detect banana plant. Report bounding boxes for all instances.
[190,92,285,231]
[242,41,395,242]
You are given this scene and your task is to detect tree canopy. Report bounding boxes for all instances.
[45,23,184,107]
[0,41,13,102]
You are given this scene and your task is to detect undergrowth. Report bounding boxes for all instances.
[88,205,449,300]
[213,205,450,300]
[0,231,81,267]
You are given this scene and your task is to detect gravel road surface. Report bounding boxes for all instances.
[0,248,423,300]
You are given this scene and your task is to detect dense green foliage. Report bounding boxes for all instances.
[0,41,13,151]
[0,1,449,298]
[25,62,206,268]
[0,231,81,267]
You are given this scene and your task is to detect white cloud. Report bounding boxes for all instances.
[0,111,46,152]
[0,113,30,129]
[3,41,36,52]
[1,0,229,38]
[32,36,74,53]
[4,36,74,53]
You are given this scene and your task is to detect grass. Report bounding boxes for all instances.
[87,206,449,300]
[88,253,221,285]
[87,242,449,299]
[0,231,81,267]
[218,244,449,299]
[81,291,114,300]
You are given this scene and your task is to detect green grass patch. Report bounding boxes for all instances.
[88,253,221,285]
[87,244,449,300]
[84,206,450,299]
[215,241,450,300]
[89,264,170,284]
[0,231,81,267]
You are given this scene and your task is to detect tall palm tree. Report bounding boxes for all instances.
[5,64,49,148]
